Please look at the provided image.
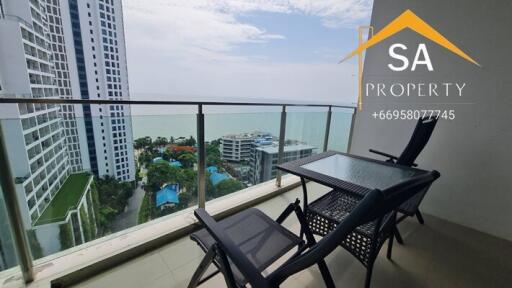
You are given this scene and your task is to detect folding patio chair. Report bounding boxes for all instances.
[369,116,438,227]
[187,170,440,288]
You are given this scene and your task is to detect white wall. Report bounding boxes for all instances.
[350,0,512,240]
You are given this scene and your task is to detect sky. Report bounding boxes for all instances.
[122,0,374,108]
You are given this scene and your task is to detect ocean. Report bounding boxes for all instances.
[131,111,353,152]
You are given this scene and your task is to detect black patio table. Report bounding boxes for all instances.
[277,150,430,287]
[277,150,428,211]
[277,151,430,287]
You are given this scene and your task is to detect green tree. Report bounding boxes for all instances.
[59,223,73,250]
[138,151,154,166]
[178,152,196,169]
[99,206,117,227]
[179,136,196,146]
[147,163,181,192]
[134,136,152,149]
[215,179,244,197]
[94,176,135,232]
[91,182,101,227]
[206,141,222,167]
[154,136,168,147]
[162,149,173,161]
[177,168,196,192]
[177,192,192,209]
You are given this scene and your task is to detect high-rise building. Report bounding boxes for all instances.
[45,0,90,173]
[220,132,272,162]
[0,0,78,227]
[0,0,133,257]
[250,141,314,184]
[67,0,135,182]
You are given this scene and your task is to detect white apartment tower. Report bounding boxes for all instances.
[0,0,132,257]
[67,0,135,181]
[221,134,255,162]
[0,0,76,226]
[45,0,90,173]
[221,132,273,162]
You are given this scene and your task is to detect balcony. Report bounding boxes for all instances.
[0,96,511,288]
[1,181,511,288]
[0,99,354,286]
[71,182,512,288]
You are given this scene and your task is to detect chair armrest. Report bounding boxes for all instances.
[369,149,398,160]
[194,209,270,288]
[369,149,419,166]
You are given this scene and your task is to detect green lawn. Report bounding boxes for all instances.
[137,192,150,225]
[35,172,92,226]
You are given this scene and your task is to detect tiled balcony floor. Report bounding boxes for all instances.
[72,182,512,288]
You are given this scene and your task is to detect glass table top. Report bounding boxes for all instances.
[300,154,420,190]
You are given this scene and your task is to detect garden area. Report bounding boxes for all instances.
[135,136,245,224]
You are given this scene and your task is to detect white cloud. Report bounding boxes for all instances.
[123,0,372,57]
[123,0,283,58]
[122,0,371,106]
[288,0,373,28]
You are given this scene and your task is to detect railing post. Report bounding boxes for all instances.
[346,107,357,153]
[197,105,206,208]
[276,105,287,187]
[323,106,332,152]
[0,122,34,283]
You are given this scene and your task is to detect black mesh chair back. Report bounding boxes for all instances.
[396,116,438,166]
[367,116,439,256]
[362,170,440,223]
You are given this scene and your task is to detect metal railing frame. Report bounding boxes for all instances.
[0,97,356,283]
[0,123,34,282]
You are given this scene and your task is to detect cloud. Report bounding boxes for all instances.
[123,0,372,58]
[123,0,283,60]
[122,0,371,106]
[288,0,373,28]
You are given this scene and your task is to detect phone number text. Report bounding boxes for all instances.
[371,110,455,120]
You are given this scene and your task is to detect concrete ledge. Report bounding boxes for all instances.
[8,175,301,288]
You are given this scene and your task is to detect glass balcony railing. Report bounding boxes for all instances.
[205,106,281,200]
[130,106,198,227]
[286,107,328,158]
[0,98,355,284]
[0,185,19,273]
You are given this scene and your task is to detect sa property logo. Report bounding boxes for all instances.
[341,9,480,111]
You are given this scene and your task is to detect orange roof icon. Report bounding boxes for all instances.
[341,9,480,66]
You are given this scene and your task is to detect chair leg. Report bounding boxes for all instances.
[387,233,394,260]
[217,247,238,288]
[293,205,335,288]
[364,264,374,288]
[317,259,336,288]
[416,210,425,224]
[394,227,404,245]
[188,247,216,288]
